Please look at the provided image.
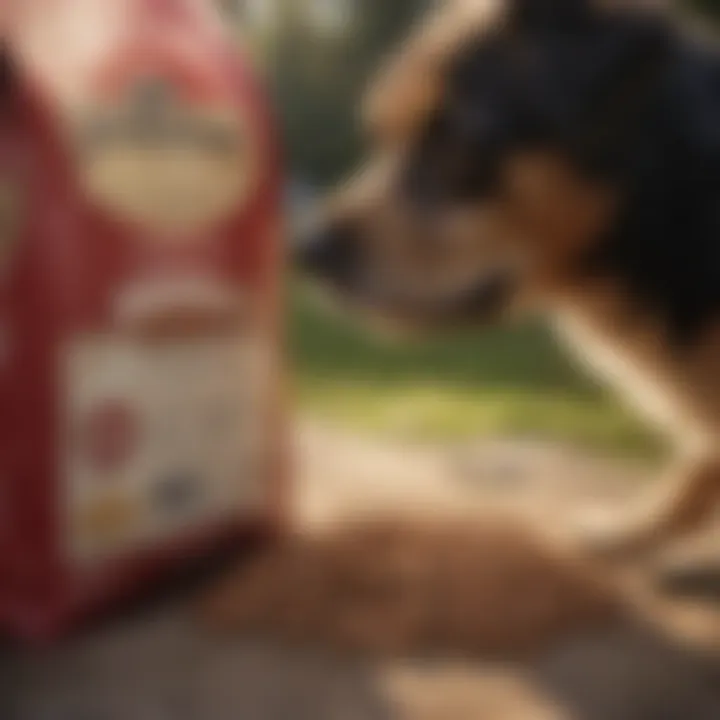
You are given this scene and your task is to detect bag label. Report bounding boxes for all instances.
[61,332,269,565]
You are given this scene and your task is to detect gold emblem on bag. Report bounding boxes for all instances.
[73,77,256,238]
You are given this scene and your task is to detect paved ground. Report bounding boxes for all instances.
[2,423,720,720]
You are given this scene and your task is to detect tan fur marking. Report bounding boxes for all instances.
[364,0,503,139]
[499,154,617,271]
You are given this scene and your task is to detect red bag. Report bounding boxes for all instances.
[0,0,286,639]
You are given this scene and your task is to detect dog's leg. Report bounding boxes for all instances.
[580,454,720,558]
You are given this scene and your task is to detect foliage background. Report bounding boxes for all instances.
[253,0,718,185]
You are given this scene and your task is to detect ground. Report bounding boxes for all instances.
[3,421,720,720]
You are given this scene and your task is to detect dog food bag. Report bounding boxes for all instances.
[0,0,286,639]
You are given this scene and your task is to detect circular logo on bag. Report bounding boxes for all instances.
[73,77,257,238]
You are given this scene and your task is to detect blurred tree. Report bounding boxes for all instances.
[241,0,719,186]
[692,0,720,19]
[249,0,425,186]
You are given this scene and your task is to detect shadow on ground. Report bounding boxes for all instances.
[3,602,720,720]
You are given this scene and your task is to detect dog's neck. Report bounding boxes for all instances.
[549,277,720,451]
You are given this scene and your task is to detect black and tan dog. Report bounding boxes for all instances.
[299,0,720,556]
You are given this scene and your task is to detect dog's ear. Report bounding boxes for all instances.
[573,13,673,168]
[511,0,674,21]
[593,14,671,108]
[510,0,593,26]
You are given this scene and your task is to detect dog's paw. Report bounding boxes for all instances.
[651,537,720,600]
[570,506,662,563]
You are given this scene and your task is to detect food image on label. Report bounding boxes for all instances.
[152,470,204,517]
[80,400,138,474]
[71,77,257,238]
[61,332,269,565]
[75,493,140,555]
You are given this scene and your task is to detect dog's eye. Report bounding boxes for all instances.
[404,130,500,206]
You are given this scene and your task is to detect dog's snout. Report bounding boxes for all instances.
[295,221,361,287]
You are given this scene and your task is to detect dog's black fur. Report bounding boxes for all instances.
[403,2,720,345]
[585,40,720,344]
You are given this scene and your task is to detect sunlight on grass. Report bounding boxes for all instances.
[290,284,658,456]
[296,381,657,454]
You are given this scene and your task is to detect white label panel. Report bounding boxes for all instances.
[61,334,270,566]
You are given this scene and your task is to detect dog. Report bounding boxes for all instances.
[297,0,720,557]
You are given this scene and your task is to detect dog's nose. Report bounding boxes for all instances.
[294,221,361,287]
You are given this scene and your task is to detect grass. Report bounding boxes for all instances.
[289,284,659,457]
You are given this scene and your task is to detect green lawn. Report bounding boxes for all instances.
[290,285,659,456]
